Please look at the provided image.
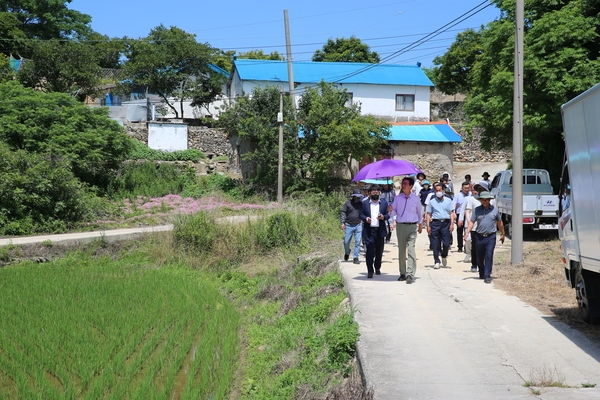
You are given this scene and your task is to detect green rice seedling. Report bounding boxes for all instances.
[0,252,239,399]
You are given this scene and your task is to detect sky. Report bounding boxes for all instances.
[69,0,500,68]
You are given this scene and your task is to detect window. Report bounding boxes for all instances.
[345,92,353,108]
[395,94,415,111]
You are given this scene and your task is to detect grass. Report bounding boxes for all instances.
[0,251,239,399]
[0,191,368,399]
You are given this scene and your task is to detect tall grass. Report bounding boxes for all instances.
[107,161,197,199]
[0,253,239,399]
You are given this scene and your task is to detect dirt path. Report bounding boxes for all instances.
[452,161,509,186]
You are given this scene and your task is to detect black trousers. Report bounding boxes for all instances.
[431,220,450,264]
[470,231,478,269]
[456,218,465,251]
[364,227,385,274]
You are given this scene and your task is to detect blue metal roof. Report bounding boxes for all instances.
[233,59,433,86]
[389,124,462,143]
[208,63,230,78]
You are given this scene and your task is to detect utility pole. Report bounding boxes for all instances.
[277,87,284,203]
[512,0,524,264]
[283,9,296,114]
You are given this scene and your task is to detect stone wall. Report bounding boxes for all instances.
[391,141,454,181]
[123,122,512,179]
[123,122,236,176]
[451,125,512,164]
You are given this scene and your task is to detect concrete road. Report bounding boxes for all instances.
[0,225,174,247]
[340,230,600,399]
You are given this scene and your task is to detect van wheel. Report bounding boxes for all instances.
[574,268,599,324]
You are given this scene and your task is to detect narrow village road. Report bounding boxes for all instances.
[341,163,600,399]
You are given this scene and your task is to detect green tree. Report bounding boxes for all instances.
[0,54,14,82]
[17,39,102,99]
[0,142,92,235]
[297,81,390,187]
[0,81,133,189]
[0,11,29,56]
[431,29,483,94]
[312,36,380,63]
[217,86,299,188]
[121,25,226,118]
[0,0,92,57]
[218,82,390,192]
[437,0,600,181]
[238,49,284,60]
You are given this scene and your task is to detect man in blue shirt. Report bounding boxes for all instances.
[426,183,456,269]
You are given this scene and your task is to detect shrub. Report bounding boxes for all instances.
[0,144,94,235]
[130,140,205,162]
[255,212,299,251]
[107,161,195,199]
[182,174,256,201]
[0,81,133,189]
[172,211,217,254]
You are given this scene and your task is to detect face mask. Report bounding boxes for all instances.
[370,194,380,201]
[435,191,444,198]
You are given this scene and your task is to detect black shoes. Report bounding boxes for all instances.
[367,273,373,278]
[344,254,349,261]
[484,277,492,284]
[406,275,414,284]
[375,269,381,275]
[398,275,406,281]
[353,258,360,264]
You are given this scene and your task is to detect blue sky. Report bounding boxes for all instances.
[70,0,500,68]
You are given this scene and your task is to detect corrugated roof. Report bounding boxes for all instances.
[233,59,433,86]
[389,123,462,143]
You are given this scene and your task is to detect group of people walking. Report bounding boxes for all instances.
[341,170,505,284]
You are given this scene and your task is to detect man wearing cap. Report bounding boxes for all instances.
[426,183,455,269]
[341,189,364,264]
[479,172,492,191]
[460,184,485,268]
[391,177,423,284]
[464,191,505,284]
[360,185,390,278]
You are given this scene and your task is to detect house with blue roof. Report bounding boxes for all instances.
[228,59,433,121]
[228,59,463,179]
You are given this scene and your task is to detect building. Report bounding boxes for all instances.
[228,59,433,121]
[228,59,461,176]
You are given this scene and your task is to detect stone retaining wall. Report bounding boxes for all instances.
[124,122,233,175]
[124,122,511,177]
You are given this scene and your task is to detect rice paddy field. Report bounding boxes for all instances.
[0,252,239,400]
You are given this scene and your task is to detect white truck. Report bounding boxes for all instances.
[488,169,559,237]
[559,83,600,324]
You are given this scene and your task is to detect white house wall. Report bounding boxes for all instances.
[232,78,430,121]
[339,83,430,120]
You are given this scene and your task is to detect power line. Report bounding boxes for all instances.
[328,0,493,84]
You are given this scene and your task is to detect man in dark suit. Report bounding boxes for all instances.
[360,185,390,278]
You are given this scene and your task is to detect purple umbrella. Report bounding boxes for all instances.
[352,159,422,182]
